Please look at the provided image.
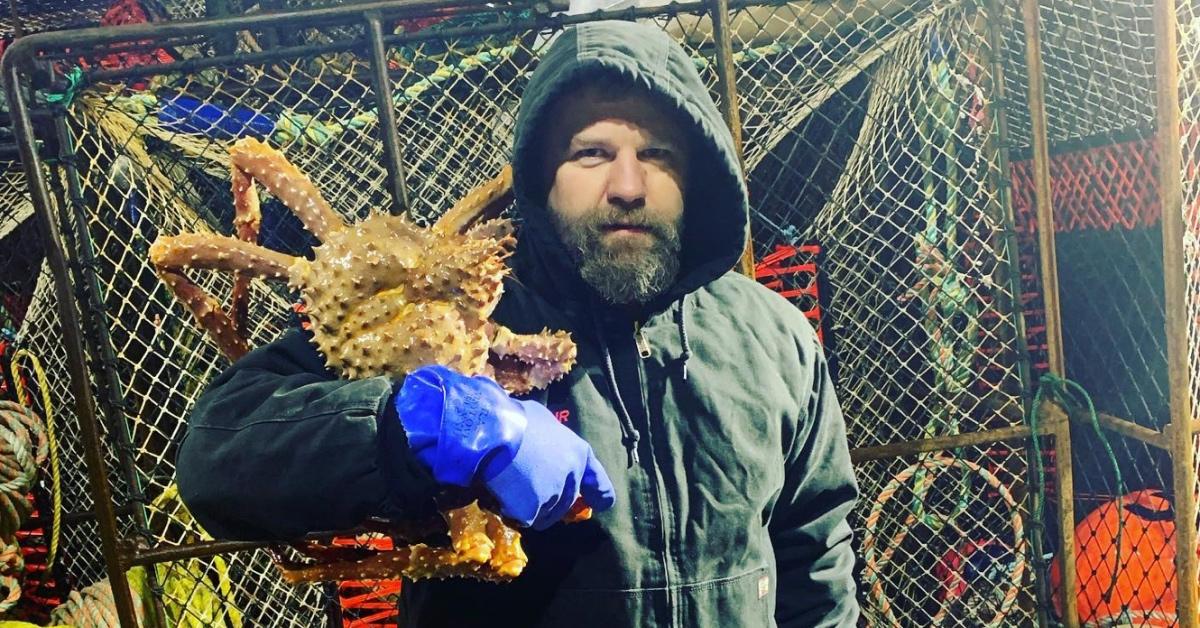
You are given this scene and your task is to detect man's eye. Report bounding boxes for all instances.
[641,147,672,161]
[572,148,607,160]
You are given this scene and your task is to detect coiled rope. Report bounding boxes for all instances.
[861,455,1026,628]
[11,350,62,581]
[47,567,149,627]
[0,400,47,614]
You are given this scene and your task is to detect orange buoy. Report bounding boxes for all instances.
[1051,490,1184,626]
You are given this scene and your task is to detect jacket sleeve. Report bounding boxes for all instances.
[771,328,860,627]
[175,329,440,541]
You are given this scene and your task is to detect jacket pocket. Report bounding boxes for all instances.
[677,566,773,628]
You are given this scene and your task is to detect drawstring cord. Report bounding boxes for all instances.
[592,315,642,466]
[676,296,692,381]
[589,296,692,466]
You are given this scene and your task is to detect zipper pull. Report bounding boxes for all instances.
[634,323,651,359]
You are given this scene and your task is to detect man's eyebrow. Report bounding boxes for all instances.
[568,131,681,151]
[567,132,612,147]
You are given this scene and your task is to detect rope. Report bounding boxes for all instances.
[49,566,150,627]
[0,539,23,613]
[906,28,979,532]
[861,455,1026,628]
[0,401,47,614]
[10,350,62,580]
[1031,373,1125,603]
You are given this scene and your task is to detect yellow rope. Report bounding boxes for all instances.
[10,350,62,579]
[151,484,244,627]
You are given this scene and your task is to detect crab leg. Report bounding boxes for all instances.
[487,324,577,395]
[156,269,250,359]
[229,164,262,336]
[273,542,517,584]
[230,137,346,242]
[149,234,297,358]
[149,233,296,279]
[433,165,513,236]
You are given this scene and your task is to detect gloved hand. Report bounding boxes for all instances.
[393,365,616,530]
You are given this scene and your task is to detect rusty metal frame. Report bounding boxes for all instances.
[0,0,1119,626]
[706,0,757,278]
[1153,0,1199,624]
[0,1,732,625]
[1016,0,1079,625]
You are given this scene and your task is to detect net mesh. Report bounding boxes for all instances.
[854,445,1034,627]
[1012,0,1182,624]
[2,0,1195,625]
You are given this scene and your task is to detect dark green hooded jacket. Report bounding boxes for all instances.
[177,19,859,628]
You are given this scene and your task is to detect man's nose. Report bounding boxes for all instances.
[606,150,646,210]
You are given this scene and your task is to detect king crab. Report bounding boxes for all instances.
[150,137,582,583]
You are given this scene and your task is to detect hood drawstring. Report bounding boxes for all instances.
[592,315,641,467]
[677,296,692,381]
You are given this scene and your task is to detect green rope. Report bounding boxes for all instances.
[689,41,787,70]
[42,67,85,108]
[909,36,976,532]
[1030,373,1125,604]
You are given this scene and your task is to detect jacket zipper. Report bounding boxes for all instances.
[634,321,675,625]
[634,322,652,359]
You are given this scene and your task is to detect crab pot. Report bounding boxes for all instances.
[0,0,1198,626]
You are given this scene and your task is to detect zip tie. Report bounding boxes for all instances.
[43,67,86,108]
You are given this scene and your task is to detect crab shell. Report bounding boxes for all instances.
[291,211,515,381]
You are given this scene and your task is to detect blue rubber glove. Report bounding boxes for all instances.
[394,365,616,530]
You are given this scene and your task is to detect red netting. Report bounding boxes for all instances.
[333,536,400,627]
[755,244,828,346]
[7,501,71,625]
[1011,137,1160,235]
[1007,137,1162,378]
[81,0,176,74]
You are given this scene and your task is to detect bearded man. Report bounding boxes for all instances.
[177,19,859,628]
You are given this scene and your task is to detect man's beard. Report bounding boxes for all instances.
[552,209,683,305]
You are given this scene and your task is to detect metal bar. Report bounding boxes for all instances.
[50,112,152,517]
[1020,2,1064,376]
[9,0,521,56]
[6,0,22,39]
[127,540,268,566]
[1018,0,1077,625]
[850,424,1041,464]
[981,0,1044,618]
[75,0,715,88]
[1038,402,1169,450]
[3,63,140,628]
[1153,0,1198,624]
[981,0,1035,412]
[1095,412,1168,450]
[8,0,711,71]
[49,108,169,628]
[707,0,755,277]
[366,12,412,217]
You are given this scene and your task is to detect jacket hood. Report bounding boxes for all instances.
[509,19,749,313]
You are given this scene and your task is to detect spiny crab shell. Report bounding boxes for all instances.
[289,198,566,389]
[149,137,576,394]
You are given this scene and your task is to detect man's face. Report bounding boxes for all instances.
[542,85,689,305]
